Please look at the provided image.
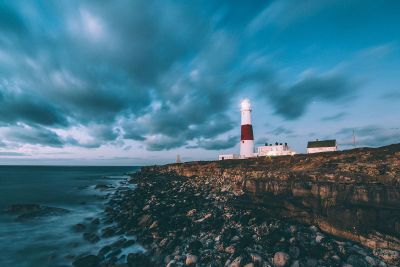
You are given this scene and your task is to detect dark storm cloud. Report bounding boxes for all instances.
[0,1,241,150]
[0,1,363,151]
[0,2,26,33]
[0,89,67,126]
[321,112,347,121]
[3,125,64,147]
[189,135,238,150]
[265,74,355,120]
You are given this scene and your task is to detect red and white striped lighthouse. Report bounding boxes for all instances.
[240,98,254,158]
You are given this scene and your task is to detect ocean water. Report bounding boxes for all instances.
[0,165,140,267]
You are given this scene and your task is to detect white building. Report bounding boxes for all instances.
[307,139,337,154]
[257,142,296,157]
[218,154,240,160]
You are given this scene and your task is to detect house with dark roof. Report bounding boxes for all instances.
[307,139,337,154]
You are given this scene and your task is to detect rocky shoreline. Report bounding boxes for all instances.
[70,167,399,267]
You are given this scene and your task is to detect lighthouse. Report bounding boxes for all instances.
[240,98,254,158]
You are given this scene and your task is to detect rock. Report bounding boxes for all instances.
[166,260,177,267]
[95,184,113,190]
[225,245,236,254]
[315,234,324,243]
[101,226,116,237]
[347,254,368,267]
[10,204,70,221]
[91,218,100,225]
[138,214,152,227]
[127,252,153,267]
[73,223,86,232]
[273,252,290,267]
[188,240,202,253]
[373,249,400,266]
[229,256,242,267]
[194,213,212,223]
[288,246,300,259]
[250,253,263,264]
[305,258,317,267]
[186,209,197,217]
[331,255,341,262]
[290,260,300,267]
[83,232,100,243]
[149,221,158,229]
[72,255,100,267]
[185,254,198,266]
[365,256,378,266]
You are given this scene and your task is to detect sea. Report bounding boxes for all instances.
[0,165,141,267]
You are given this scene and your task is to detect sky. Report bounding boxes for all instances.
[0,0,399,165]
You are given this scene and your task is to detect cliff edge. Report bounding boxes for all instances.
[141,144,400,251]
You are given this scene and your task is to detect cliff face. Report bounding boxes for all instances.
[141,144,400,250]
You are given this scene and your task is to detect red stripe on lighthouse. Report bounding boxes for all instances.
[241,124,254,140]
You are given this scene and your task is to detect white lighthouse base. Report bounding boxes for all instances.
[240,140,255,158]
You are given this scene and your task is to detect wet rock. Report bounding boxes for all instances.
[373,249,400,266]
[365,256,378,266]
[225,245,236,254]
[95,184,114,190]
[346,254,368,267]
[229,256,242,267]
[91,218,100,225]
[127,252,153,267]
[305,258,318,267]
[72,255,100,267]
[273,252,290,267]
[250,253,263,264]
[73,223,86,232]
[186,209,196,217]
[8,204,70,221]
[83,232,100,243]
[101,226,116,237]
[185,254,198,266]
[138,214,152,227]
[288,246,300,259]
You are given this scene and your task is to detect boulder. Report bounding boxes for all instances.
[72,255,100,267]
[273,252,290,267]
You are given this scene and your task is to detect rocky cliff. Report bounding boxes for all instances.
[141,144,400,251]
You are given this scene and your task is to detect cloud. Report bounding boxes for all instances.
[0,0,366,153]
[381,91,400,101]
[0,88,67,127]
[321,112,347,121]
[267,126,294,135]
[2,125,64,147]
[0,152,28,156]
[261,73,356,120]
[0,1,243,151]
[193,135,238,150]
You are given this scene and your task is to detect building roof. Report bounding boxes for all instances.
[307,139,336,148]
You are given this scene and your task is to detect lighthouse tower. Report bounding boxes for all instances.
[240,98,254,158]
